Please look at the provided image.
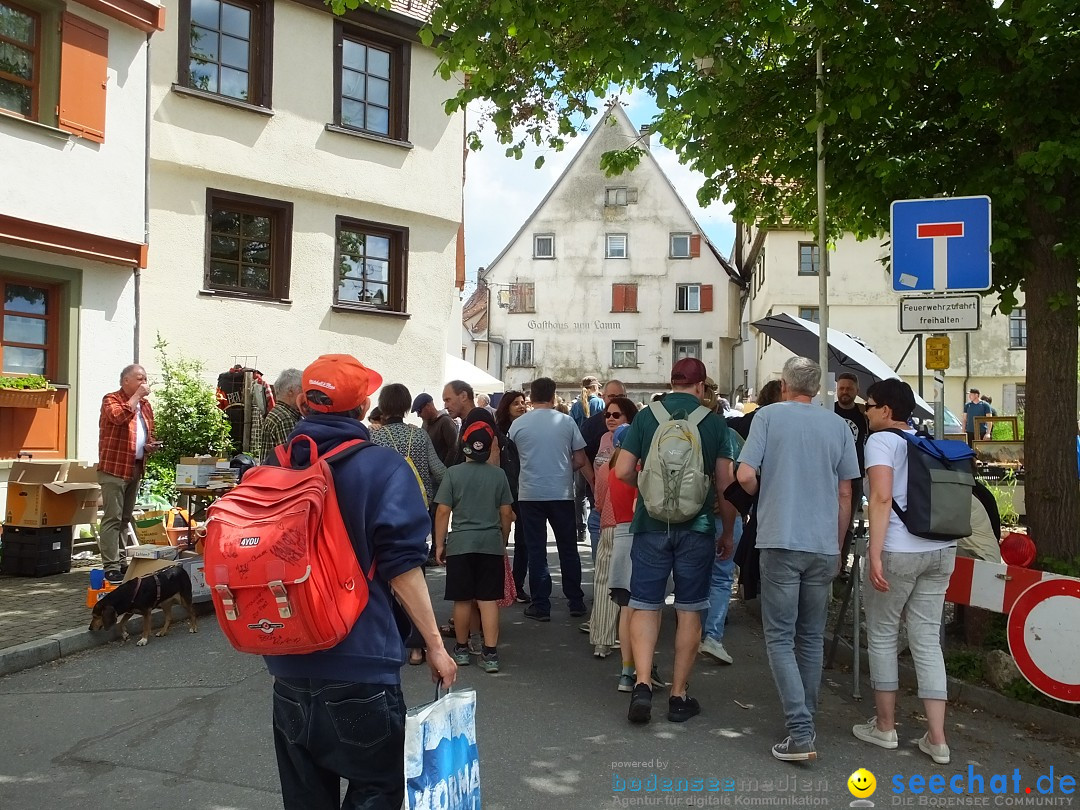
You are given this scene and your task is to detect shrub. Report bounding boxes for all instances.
[142,335,232,501]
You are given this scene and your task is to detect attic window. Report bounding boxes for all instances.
[605,187,638,206]
[533,233,554,259]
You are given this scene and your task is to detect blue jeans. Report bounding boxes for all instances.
[273,678,407,810]
[518,500,584,614]
[702,516,744,641]
[629,529,714,611]
[759,549,837,744]
[587,508,602,562]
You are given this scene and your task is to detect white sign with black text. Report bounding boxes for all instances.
[898,294,982,333]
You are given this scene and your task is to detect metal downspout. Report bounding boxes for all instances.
[135,31,151,363]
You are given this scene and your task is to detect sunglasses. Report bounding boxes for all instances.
[605,410,625,418]
[866,402,884,410]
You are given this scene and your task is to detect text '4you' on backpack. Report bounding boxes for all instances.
[886,428,976,541]
[204,436,375,655]
[638,402,712,524]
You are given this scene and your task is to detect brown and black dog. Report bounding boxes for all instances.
[89,565,198,646]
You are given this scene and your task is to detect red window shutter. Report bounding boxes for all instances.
[701,284,714,312]
[611,283,623,312]
[690,233,701,258]
[59,14,109,143]
[626,283,638,312]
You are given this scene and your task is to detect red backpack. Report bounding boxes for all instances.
[204,436,375,655]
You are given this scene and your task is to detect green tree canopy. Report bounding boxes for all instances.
[333,0,1079,557]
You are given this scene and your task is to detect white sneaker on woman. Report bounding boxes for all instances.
[851,717,898,749]
[918,732,951,764]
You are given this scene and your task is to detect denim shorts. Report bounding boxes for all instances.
[629,529,714,611]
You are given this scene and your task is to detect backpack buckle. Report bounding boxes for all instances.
[215,585,238,621]
[268,581,292,619]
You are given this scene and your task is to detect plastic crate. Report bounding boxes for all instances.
[0,525,73,576]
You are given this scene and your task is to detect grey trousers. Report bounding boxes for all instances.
[97,469,140,572]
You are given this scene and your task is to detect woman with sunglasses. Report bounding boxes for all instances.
[588,397,639,657]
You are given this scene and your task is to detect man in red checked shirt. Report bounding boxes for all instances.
[97,364,161,583]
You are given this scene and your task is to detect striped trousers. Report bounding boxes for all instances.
[590,526,620,647]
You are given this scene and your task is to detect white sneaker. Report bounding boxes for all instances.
[918,732,951,764]
[852,717,898,749]
[699,637,733,665]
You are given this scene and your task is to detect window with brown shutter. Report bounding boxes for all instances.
[508,282,534,313]
[611,282,637,313]
[701,284,713,312]
[58,13,108,143]
[690,233,701,257]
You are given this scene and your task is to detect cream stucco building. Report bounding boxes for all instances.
[736,225,1028,414]
[0,0,164,461]
[465,104,742,402]
[142,0,464,395]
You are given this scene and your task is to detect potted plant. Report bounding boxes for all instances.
[0,374,58,409]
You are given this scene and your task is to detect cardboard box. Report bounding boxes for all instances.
[176,457,228,487]
[133,510,171,544]
[5,460,101,528]
[179,551,210,602]
[126,544,179,560]
[122,556,176,584]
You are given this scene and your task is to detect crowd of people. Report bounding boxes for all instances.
[96,352,984,807]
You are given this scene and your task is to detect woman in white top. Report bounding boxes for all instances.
[852,378,955,765]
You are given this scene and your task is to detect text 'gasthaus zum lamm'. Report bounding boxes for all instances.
[528,320,621,331]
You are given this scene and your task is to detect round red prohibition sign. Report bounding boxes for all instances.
[1007,578,1080,703]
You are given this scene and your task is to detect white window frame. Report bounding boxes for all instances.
[508,339,534,367]
[676,283,701,312]
[670,233,691,258]
[1009,308,1027,349]
[605,187,627,206]
[533,233,555,259]
[798,306,820,324]
[611,340,637,368]
[605,233,628,259]
[672,340,701,363]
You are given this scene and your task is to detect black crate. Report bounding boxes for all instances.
[0,526,74,576]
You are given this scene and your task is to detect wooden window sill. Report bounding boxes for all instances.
[331,304,411,319]
[171,84,274,117]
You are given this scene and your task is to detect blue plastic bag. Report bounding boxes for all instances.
[404,688,481,810]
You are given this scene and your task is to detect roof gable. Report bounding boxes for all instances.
[481,101,738,283]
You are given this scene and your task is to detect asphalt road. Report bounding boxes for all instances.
[1,553,1077,810]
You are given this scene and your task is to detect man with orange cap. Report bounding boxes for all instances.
[265,354,456,810]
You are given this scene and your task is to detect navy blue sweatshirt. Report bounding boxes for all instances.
[263,414,430,684]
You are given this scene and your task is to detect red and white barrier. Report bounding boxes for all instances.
[945,556,1060,613]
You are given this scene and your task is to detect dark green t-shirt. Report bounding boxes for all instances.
[434,460,512,555]
[621,392,738,535]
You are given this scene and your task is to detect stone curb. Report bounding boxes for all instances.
[825,631,1080,741]
[0,604,212,678]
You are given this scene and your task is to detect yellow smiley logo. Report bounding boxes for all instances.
[848,768,877,798]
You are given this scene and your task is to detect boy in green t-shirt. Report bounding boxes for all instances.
[434,422,514,673]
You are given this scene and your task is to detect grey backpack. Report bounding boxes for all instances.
[638,402,712,523]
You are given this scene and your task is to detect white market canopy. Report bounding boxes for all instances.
[444,354,504,394]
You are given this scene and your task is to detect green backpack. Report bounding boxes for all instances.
[638,402,711,523]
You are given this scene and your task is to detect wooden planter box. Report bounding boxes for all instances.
[0,388,57,409]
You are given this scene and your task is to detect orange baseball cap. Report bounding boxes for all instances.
[301,354,382,413]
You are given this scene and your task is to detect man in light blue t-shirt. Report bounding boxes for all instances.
[737,356,859,764]
[509,377,594,621]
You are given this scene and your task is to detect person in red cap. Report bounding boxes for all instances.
[433,421,514,673]
[613,357,739,725]
[264,353,456,810]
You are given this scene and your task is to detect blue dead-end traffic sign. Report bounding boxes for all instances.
[891,196,992,292]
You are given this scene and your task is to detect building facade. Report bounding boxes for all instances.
[142,0,464,395]
[0,0,164,460]
[736,225,1028,414]
[466,104,741,401]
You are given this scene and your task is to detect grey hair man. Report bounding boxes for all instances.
[736,356,860,762]
[254,368,304,461]
[98,364,160,583]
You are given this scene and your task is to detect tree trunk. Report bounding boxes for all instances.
[1021,201,1079,561]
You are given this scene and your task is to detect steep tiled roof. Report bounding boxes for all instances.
[388,0,434,23]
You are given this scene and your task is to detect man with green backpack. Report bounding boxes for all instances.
[613,358,739,725]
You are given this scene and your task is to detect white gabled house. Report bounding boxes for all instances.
[466,103,742,401]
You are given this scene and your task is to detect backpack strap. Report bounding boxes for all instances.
[277,437,368,469]
[688,405,711,426]
[649,401,670,424]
